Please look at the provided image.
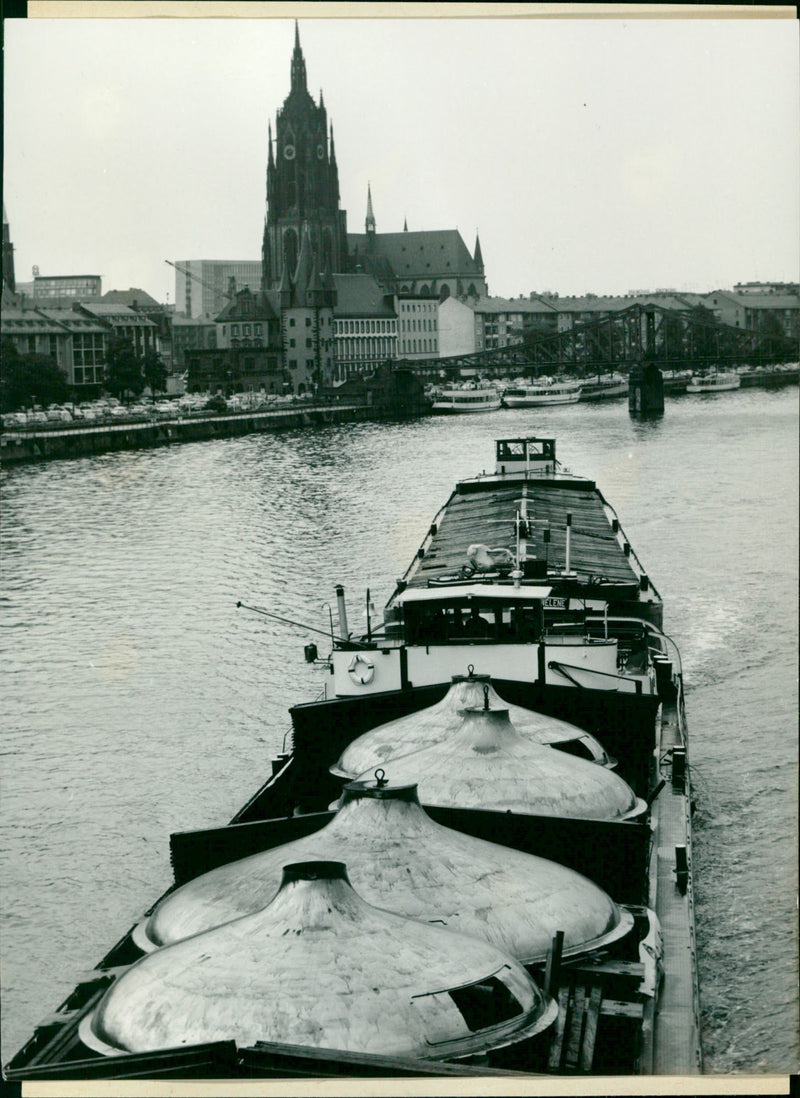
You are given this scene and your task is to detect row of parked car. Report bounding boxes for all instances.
[1,391,319,431]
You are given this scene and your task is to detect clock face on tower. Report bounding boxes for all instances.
[283,144,296,160]
[316,145,325,160]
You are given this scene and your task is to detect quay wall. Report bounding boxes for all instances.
[0,402,402,465]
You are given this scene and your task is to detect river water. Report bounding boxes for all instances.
[1,386,797,1074]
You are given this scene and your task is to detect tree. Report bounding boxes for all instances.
[104,335,144,400]
[1,339,69,411]
[142,349,168,399]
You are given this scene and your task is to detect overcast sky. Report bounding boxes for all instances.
[4,11,799,303]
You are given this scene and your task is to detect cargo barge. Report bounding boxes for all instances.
[4,437,702,1081]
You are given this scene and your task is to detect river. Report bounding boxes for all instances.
[1,385,797,1074]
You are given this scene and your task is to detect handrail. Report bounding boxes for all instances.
[547,659,644,695]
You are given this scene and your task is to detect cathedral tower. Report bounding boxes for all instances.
[262,23,348,290]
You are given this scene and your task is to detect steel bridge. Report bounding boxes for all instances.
[398,303,796,379]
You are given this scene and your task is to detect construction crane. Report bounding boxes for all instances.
[165,259,238,316]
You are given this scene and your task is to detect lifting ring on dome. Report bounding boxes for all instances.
[348,653,375,685]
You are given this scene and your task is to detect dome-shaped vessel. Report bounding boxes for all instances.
[136,779,632,962]
[350,703,645,821]
[84,861,556,1062]
[331,671,614,779]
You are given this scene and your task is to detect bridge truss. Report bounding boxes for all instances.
[398,303,796,378]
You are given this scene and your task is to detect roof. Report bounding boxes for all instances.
[36,309,108,333]
[102,288,160,309]
[332,274,396,318]
[348,230,481,280]
[730,292,799,310]
[0,307,71,333]
[214,289,278,323]
[473,296,558,316]
[79,303,157,326]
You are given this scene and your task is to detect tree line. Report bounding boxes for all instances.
[1,336,169,413]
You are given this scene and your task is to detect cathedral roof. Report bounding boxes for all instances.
[347,229,483,279]
[332,274,396,318]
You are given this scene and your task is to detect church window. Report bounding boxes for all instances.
[290,318,295,327]
[244,325,251,336]
[305,317,311,327]
[254,324,262,336]
[232,325,239,335]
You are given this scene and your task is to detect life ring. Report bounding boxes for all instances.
[348,653,375,685]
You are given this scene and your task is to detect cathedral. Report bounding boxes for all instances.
[262,24,487,304]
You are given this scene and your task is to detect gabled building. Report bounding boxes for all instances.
[188,287,284,395]
[278,227,337,393]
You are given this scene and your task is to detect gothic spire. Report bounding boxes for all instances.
[268,122,274,167]
[403,216,408,232]
[330,123,337,163]
[365,183,376,235]
[473,231,484,273]
[290,19,307,92]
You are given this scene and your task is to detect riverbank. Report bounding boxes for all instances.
[0,400,402,464]
[2,368,796,465]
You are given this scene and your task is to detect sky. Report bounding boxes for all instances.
[3,8,799,304]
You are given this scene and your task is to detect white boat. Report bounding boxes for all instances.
[685,371,741,393]
[431,386,502,414]
[502,378,582,407]
[579,373,629,401]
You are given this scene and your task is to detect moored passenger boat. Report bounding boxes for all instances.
[685,370,741,393]
[502,378,582,406]
[432,384,502,414]
[5,437,702,1082]
[579,372,629,401]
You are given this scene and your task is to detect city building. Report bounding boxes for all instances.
[699,289,799,340]
[395,294,438,359]
[171,315,218,372]
[733,281,799,296]
[32,274,102,302]
[438,297,478,357]
[331,274,397,382]
[36,309,109,387]
[174,260,262,319]
[473,295,559,351]
[278,228,336,392]
[76,302,158,358]
[1,303,72,369]
[1,301,109,389]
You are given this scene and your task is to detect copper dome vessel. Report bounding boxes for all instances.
[349,700,644,821]
[136,779,632,963]
[331,671,614,779]
[83,861,556,1062]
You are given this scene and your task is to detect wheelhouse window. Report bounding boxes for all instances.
[402,596,544,645]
